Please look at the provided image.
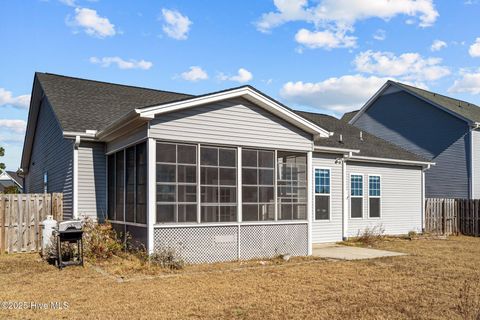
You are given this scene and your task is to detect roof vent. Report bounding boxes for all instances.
[359,131,363,141]
[339,134,343,143]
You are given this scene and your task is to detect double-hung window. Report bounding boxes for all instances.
[350,174,363,218]
[369,175,381,218]
[314,168,330,220]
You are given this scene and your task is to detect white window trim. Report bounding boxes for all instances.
[350,173,364,219]
[313,167,331,221]
[368,174,382,219]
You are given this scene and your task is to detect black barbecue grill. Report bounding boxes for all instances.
[53,220,84,269]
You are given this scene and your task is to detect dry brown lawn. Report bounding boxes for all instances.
[1,236,480,319]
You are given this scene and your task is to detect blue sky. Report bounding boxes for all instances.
[1,0,480,170]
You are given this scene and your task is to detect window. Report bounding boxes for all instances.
[350,174,363,218]
[314,168,330,220]
[115,151,125,222]
[156,142,198,223]
[277,152,307,220]
[369,175,381,218]
[200,146,237,222]
[107,155,115,220]
[107,142,147,224]
[125,147,135,223]
[135,143,147,224]
[242,149,275,221]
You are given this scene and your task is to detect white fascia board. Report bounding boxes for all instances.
[348,155,435,167]
[137,87,331,138]
[314,146,360,154]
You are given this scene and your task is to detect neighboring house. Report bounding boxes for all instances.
[21,73,431,263]
[0,171,23,193]
[348,80,480,199]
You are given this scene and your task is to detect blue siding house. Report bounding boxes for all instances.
[347,81,480,199]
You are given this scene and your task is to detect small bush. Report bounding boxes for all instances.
[355,225,385,246]
[407,230,418,240]
[149,247,185,270]
[82,218,125,261]
[456,278,480,320]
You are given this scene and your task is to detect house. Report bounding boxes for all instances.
[347,80,480,199]
[0,171,23,193]
[21,73,431,263]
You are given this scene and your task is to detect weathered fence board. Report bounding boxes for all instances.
[0,193,63,254]
[425,198,480,237]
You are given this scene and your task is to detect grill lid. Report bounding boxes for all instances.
[58,220,83,232]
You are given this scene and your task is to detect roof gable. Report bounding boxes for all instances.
[350,81,480,125]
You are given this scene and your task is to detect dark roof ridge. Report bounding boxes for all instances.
[38,72,194,98]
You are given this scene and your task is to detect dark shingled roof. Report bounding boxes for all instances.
[295,111,428,162]
[340,110,358,123]
[36,73,193,132]
[6,171,23,188]
[393,81,480,123]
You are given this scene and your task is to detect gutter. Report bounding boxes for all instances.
[348,155,434,168]
[314,146,360,154]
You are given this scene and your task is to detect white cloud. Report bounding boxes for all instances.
[180,66,208,81]
[373,29,386,41]
[280,74,392,112]
[295,28,356,49]
[161,9,192,40]
[431,39,447,51]
[0,120,27,134]
[469,38,480,57]
[0,88,30,109]
[59,0,76,7]
[218,68,253,83]
[449,70,480,94]
[89,56,153,70]
[68,7,116,38]
[353,50,450,81]
[256,0,438,49]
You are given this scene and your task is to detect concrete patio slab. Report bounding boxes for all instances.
[312,244,407,260]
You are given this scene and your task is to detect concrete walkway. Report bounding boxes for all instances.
[312,244,407,260]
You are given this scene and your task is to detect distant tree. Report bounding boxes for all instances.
[0,146,5,174]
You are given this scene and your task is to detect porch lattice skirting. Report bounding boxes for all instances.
[153,223,308,264]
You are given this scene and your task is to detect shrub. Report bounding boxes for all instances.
[355,225,385,246]
[456,278,480,320]
[407,230,418,240]
[149,247,185,270]
[82,218,125,261]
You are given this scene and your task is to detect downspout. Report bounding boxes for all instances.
[307,151,313,255]
[342,152,353,240]
[73,135,81,219]
[469,123,480,199]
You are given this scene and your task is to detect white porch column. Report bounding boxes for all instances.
[307,151,313,255]
[342,158,348,240]
[147,138,156,254]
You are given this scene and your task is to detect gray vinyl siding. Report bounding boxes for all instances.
[311,153,343,243]
[353,90,470,198]
[346,162,423,237]
[106,124,148,154]
[24,98,74,218]
[472,130,480,198]
[149,98,313,151]
[78,141,107,221]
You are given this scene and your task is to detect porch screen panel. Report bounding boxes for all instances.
[242,149,275,221]
[135,142,147,224]
[115,150,125,221]
[277,152,307,220]
[107,154,115,221]
[201,146,237,222]
[125,147,135,223]
[156,142,197,223]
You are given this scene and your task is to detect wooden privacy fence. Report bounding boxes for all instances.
[425,198,480,237]
[0,193,63,254]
